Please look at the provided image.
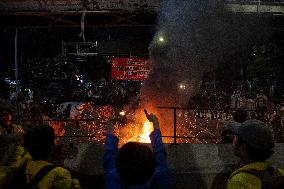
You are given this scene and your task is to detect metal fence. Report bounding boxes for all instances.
[13,107,284,144]
[157,107,283,144]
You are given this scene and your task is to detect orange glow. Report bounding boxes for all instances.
[138,121,153,143]
[47,103,220,145]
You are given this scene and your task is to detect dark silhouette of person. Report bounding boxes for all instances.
[23,126,81,189]
[104,110,171,189]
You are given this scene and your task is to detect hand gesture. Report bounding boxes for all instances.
[144,109,159,130]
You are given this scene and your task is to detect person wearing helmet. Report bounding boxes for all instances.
[226,120,284,189]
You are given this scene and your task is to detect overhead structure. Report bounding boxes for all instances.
[0,0,159,28]
[0,0,283,28]
[0,0,159,12]
[62,41,98,56]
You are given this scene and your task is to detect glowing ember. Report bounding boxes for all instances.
[138,121,153,143]
[45,103,221,145]
[119,110,126,116]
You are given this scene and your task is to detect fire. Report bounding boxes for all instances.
[46,103,221,145]
[138,121,153,143]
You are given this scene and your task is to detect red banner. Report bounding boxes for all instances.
[111,58,150,80]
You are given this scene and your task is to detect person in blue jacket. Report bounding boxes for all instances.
[104,109,171,189]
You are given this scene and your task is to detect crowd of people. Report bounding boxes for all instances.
[0,97,284,189]
[188,83,284,141]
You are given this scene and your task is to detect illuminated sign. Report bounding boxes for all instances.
[111,58,150,80]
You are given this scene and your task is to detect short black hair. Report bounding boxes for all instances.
[232,108,247,123]
[116,142,155,185]
[24,126,55,160]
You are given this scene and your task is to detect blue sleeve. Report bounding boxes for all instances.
[149,129,171,189]
[103,133,121,189]
[150,129,167,168]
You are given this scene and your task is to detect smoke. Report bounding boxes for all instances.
[142,0,270,107]
[138,0,270,138]
[141,0,225,107]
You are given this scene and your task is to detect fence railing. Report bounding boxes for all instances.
[13,107,283,144]
[158,106,283,144]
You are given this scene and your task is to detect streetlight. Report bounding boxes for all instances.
[158,36,165,42]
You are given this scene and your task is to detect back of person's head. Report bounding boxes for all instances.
[0,98,13,112]
[231,119,274,162]
[24,126,55,160]
[232,107,247,123]
[220,122,236,143]
[116,142,155,185]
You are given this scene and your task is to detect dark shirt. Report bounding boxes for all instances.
[104,129,171,189]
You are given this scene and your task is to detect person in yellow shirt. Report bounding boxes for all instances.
[0,98,24,136]
[0,98,30,168]
[226,120,284,189]
[23,126,81,189]
[0,98,31,188]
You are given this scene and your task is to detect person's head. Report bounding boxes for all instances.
[116,142,155,185]
[24,126,55,160]
[232,107,247,123]
[0,98,14,126]
[221,122,237,143]
[231,120,274,163]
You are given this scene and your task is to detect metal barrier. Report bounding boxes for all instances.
[158,107,283,144]
[13,107,283,144]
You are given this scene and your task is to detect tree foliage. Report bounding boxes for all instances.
[247,43,284,82]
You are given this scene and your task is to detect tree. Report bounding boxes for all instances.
[247,43,284,83]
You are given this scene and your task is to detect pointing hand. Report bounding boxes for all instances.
[144,109,159,130]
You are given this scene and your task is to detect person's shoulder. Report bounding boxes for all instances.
[226,178,256,189]
[51,166,72,176]
[228,162,269,188]
[12,124,24,135]
[228,170,261,189]
[277,167,284,176]
[36,164,81,189]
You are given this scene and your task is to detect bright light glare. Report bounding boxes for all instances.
[179,84,186,90]
[139,121,153,143]
[119,111,126,116]
[158,36,164,42]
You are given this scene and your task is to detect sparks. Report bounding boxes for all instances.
[119,110,126,116]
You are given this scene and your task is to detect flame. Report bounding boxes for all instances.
[138,121,153,143]
[46,103,220,145]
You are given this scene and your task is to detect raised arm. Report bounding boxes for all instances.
[145,109,171,189]
[103,120,122,189]
[103,121,119,172]
[144,110,167,167]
